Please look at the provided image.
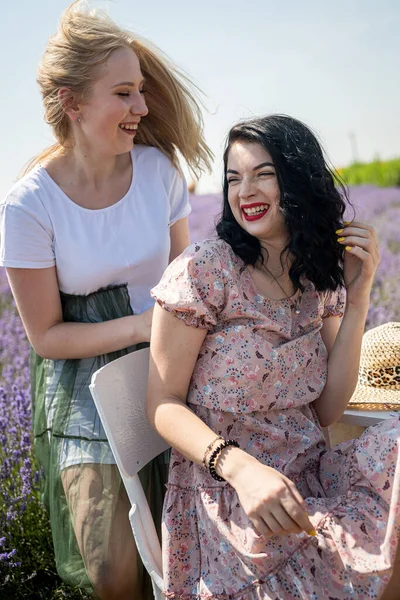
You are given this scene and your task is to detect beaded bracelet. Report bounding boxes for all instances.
[208,439,240,482]
[202,435,223,468]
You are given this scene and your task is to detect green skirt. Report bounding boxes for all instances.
[31,284,168,597]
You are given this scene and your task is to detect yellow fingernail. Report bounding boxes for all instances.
[308,529,317,537]
[335,229,343,234]
[337,237,345,242]
[345,246,352,251]
[343,221,351,226]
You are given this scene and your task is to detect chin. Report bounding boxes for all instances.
[115,141,134,155]
[242,220,269,234]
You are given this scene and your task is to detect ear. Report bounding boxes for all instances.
[58,88,81,123]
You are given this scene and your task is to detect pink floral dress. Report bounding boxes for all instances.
[151,239,400,600]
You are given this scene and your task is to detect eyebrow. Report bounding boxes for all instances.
[226,161,274,174]
[111,79,145,88]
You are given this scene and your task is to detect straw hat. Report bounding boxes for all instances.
[349,321,400,410]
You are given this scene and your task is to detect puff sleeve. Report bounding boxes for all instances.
[322,286,346,318]
[151,241,228,329]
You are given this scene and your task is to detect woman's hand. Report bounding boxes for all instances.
[337,221,380,308]
[221,449,315,538]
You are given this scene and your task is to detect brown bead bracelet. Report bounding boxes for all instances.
[208,439,240,482]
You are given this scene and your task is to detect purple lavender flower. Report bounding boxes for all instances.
[0,269,34,570]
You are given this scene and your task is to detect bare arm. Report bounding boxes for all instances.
[313,221,380,427]
[146,303,215,461]
[314,309,367,427]
[6,266,151,360]
[169,216,190,262]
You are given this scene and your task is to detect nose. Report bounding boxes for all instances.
[130,91,149,117]
[239,176,255,200]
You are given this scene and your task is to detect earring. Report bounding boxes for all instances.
[77,116,81,123]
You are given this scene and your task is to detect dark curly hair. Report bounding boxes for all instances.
[216,114,351,291]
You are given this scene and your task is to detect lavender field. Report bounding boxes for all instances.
[1,185,399,597]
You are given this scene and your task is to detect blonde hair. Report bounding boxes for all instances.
[25,1,212,178]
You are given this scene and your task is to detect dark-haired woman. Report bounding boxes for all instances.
[147,115,400,599]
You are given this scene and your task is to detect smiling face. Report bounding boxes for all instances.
[226,141,288,245]
[77,46,148,156]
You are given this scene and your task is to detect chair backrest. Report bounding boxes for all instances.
[89,347,170,479]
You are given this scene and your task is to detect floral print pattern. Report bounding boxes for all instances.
[151,239,400,599]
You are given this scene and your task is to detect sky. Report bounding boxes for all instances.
[0,0,399,196]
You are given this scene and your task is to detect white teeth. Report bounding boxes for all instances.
[119,123,138,130]
[243,205,268,215]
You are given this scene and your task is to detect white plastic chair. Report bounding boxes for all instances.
[89,347,169,600]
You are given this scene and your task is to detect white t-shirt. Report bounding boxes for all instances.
[0,145,190,314]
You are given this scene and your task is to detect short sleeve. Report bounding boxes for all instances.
[0,203,55,269]
[322,286,346,318]
[168,168,191,226]
[151,241,227,329]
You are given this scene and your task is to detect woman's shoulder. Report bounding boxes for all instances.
[152,239,238,326]
[1,167,49,216]
[184,238,239,263]
[132,144,175,172]
[131,145,185,201]
[177,238,243,283]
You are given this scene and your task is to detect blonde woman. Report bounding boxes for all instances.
[0,2,211,598]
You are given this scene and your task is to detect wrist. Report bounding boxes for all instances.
[345,286,372,313]
[216,446,255,486]
[344,300,369,320]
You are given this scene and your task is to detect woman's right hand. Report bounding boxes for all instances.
[221,449,315,538]
[133,306,154,343]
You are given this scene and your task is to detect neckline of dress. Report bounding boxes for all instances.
[242,263,302,305]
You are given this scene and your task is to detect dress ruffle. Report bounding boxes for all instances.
[162,417,400,599]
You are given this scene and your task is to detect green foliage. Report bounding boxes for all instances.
[339,158,400,187]
[0,475,91,600]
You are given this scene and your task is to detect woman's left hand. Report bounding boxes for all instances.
[337,221,380,307]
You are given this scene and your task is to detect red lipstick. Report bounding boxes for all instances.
[241,203,269,222]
